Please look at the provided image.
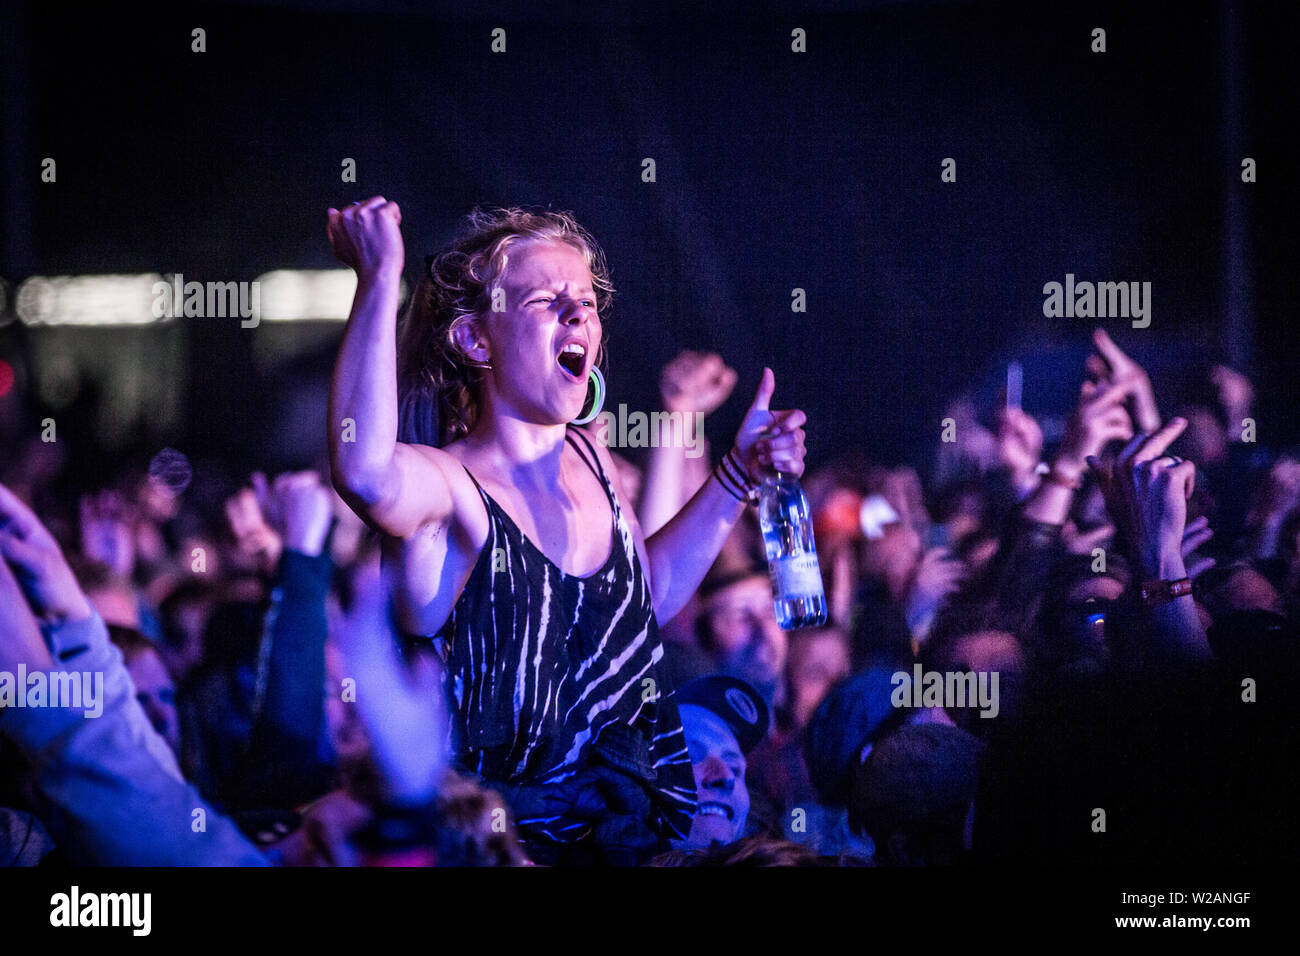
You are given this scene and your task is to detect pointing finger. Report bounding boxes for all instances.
[1132,418,1188,466]
[1092,328,1132,371]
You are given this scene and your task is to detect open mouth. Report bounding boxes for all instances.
[696,801,734,821]
[557,342,587,379]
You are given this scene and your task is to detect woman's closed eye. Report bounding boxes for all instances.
[527,295,595,308]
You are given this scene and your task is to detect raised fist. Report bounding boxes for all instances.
[326,196,404,282]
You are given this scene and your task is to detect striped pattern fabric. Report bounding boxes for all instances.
[433,427,696,844]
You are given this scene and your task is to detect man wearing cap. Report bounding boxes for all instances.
[670,675,770,850]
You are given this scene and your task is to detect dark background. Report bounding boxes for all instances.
[1,0,1294,488]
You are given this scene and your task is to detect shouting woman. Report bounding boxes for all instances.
[326,197,807,863]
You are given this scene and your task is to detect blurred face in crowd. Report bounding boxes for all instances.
[938,630,1023,731]
[675,704,749,849]
[1217,567,1282,616]
[160,597,211,683]
[1068,574,1125,604]
[944,630,1022,676]
[785,627,850,730]
[124,647,180,755]
[702,575,787,699]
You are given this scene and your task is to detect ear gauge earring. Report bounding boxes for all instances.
[571,367,606,426]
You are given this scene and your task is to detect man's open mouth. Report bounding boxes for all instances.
[557,342,586,379]
[696,801,734,821]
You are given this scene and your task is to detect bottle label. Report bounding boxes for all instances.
[770,554,823,597]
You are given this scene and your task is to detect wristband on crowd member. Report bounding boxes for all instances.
[713,463,749,504]
[1139,577,1193,607]
[715,448,759,505]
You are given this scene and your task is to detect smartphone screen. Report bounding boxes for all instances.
[1006,361,1023,411]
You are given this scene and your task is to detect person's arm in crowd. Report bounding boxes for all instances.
[644,368,807,622]
[327,197,460,540]
[639,351,737,536]
[1,484,180,781]
[0,485,266,865]
[332,558,447,809]
[995,405,1044,501]
[245,471,336,806]
[974,376,1135,631]
[1023,379,1134,528]
[1087,419,1212,662]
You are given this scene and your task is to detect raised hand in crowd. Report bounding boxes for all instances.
[1,483,95,627]
[1086,328,1161,434]
[903,546,968,640]
[1087,419,1195,579]
[640,351,739,535]
[257,470,334,558]
[1023,373,1134,527]
[660,350,739,417]
[327,196,404,282]
[995,405,1044,498]
[1086,418,1211,659]
[225,478,282,575]
[332,560,448,808]
[0,537,57,675]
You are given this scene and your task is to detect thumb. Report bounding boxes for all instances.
[746,367,775,416]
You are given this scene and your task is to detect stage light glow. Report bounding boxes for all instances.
[16,274,166,327]
[254,269,358,322]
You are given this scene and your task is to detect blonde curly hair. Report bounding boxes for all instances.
[398,206,614,446]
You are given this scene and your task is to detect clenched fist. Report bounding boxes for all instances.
[326,196,404,282]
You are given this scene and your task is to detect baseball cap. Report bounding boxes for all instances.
[676,675,770,753]
[804,665,904,806]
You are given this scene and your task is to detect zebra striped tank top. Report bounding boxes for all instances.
[433,426,696,846]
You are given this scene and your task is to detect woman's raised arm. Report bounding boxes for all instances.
[327,197,453,538]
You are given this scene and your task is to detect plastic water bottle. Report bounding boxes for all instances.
[758,470,827,629]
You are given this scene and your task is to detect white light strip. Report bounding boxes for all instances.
[14,270,369,326]
[255,269,358,322]
[16,274,167,327]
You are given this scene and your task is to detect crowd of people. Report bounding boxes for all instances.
[1,203,1296,867]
